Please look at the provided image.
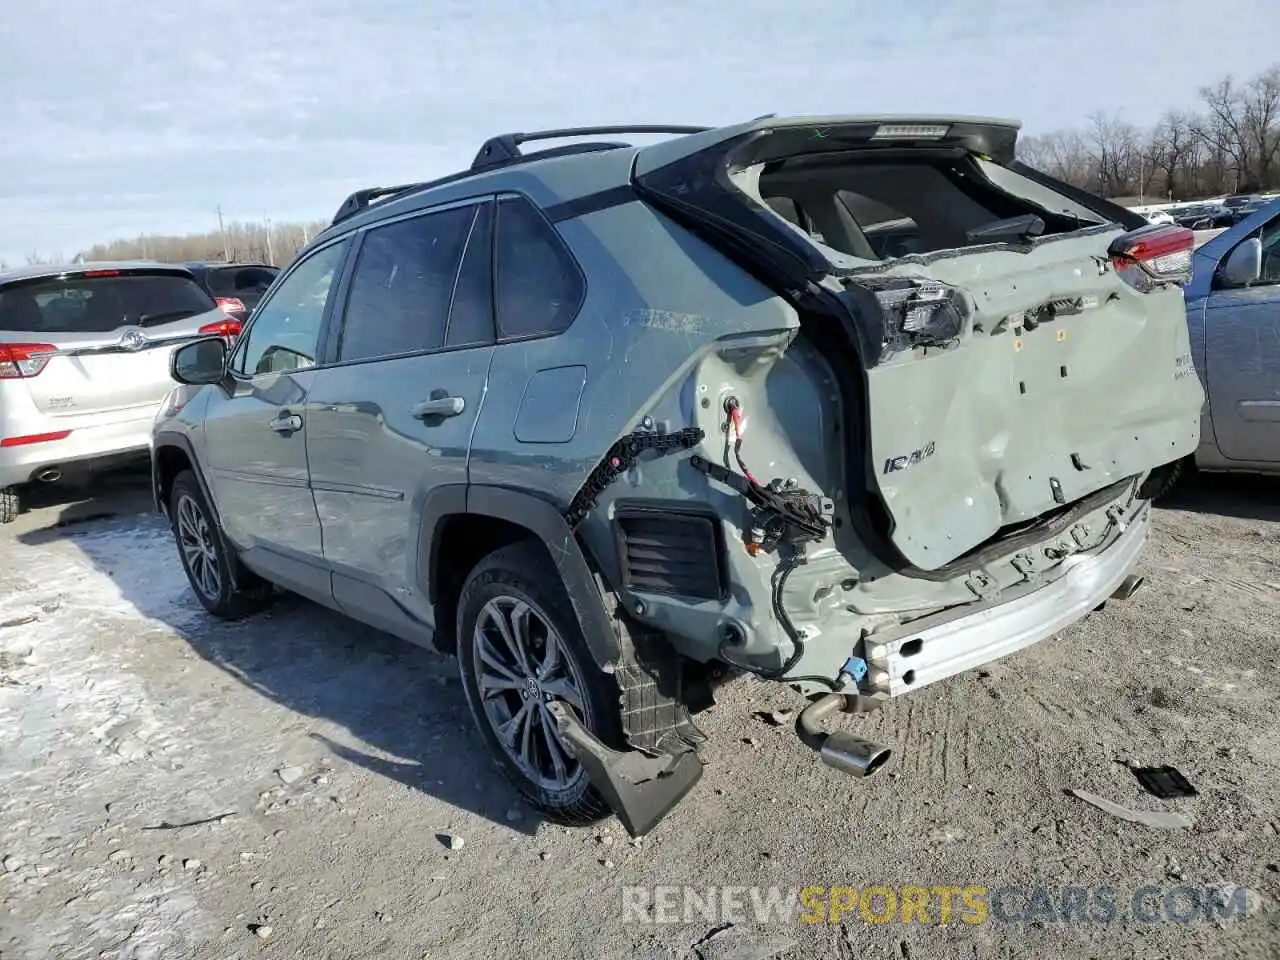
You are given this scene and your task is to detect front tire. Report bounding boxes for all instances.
[169,471,270,618]
[456,541,623,825]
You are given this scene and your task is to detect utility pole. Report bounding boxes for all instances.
[217,205,229,261]
[265,215,274,265]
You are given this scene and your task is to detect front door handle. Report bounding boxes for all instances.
[269,413,303,433]
[411,395,465,420]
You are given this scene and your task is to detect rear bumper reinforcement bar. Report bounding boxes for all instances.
[863,504,1151,699]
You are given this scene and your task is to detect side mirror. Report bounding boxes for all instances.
[1220,237,1262,288]
[171,336,228,385]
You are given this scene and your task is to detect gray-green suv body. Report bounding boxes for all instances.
[152,116,1204,834]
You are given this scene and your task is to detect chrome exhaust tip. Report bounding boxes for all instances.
[797,692,892,779]
[819,731,892,778]
[35,468,61,483]
[1111,574,1145,601]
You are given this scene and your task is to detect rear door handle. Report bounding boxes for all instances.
[411,396,465,420]
[269,413,303,433]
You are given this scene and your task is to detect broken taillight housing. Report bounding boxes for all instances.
[1108,225,1194,291]
[0,342,57,379]
[870,280,970,355]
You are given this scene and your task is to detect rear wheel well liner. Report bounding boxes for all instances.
[418,484,621,666]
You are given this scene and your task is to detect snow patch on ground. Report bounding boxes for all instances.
[0,519,217,958]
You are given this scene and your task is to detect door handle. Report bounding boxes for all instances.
[269,413,303,433]
[411,395,465,420]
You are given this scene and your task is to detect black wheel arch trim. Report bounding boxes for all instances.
[418,483,621,667]
[151,431,219,526]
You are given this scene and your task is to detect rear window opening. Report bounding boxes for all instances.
[203,266,278,307]
[0,272,216,333]
[757,153,1108,262]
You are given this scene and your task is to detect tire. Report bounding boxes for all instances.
[457,541,623,825]
[1140,458,1188,502]
[0,487,17,524]
[169,471,271,618]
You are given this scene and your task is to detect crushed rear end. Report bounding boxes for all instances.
[605,115,1202,698]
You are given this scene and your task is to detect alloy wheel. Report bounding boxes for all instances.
[176,494,221,601]
[473,595,588,792]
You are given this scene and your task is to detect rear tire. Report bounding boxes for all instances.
[456,541,623,826]
[0,487,17,524]
[169,471,271,618]
[1140,457,1189,502]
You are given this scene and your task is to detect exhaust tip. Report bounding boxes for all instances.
[1111,574,1145,601]
[819,731,892,778]
[35,468,61,483]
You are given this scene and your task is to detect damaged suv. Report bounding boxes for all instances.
[152,117,1204,835]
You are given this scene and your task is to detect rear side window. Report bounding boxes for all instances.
[0,272,215,333]
[494,196,584,340]
[338,205,476,362]
[206,266,279,308]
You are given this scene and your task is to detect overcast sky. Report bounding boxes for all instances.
[0,0,1276,264]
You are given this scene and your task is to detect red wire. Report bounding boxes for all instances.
[729,407,759,485]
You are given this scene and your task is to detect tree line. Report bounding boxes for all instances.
[67,218,332,268]
[1017,63,1280,202]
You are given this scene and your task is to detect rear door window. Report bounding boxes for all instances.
[494,196,584,340]
[0,272,215,333]
[337,205,476,363]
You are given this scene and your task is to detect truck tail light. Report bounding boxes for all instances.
[214,297,246,315]
[1109,225,1194,290]
[0,342,57,379]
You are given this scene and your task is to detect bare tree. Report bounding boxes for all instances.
[1242,65,1280,189]
[1016,129,1094,187]
[1150,111,1197,198]
[1087,112,1142,197]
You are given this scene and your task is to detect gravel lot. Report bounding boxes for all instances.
[1,467,1277,960]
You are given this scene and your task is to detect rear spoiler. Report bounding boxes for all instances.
[635,115,1023,176]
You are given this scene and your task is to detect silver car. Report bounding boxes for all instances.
[0,262,240,522]
[1145,197,1280,496]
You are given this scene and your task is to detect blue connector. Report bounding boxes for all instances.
[841,656,868,685]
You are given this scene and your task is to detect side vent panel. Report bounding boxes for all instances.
[614,506,726,602]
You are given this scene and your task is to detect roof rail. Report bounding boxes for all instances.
[329,125,711,228]
[331,183,432,225]
[471,125,710,172]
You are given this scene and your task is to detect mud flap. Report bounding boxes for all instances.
[546,701,703,837]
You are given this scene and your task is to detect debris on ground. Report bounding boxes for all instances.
[438,833,464,851]
[1130,764,1198,799]
[753,710,793,726]
[1065,788,1193,829]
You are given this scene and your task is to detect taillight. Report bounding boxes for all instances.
[1108,225,1194,290]
[0,430,71,448]
[199,318,243,338]
[214,297,246,315]
[0,342,57,379]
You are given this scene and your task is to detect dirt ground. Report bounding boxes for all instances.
[1,467,1277,960]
